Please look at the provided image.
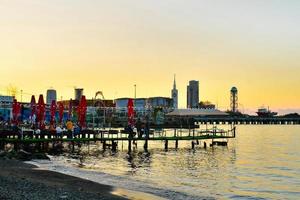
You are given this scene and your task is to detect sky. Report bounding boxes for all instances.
[0,0,299,114]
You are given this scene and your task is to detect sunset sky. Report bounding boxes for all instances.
[0,0,299,113]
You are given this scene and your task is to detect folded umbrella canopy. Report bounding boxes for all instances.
[58,102,64,123]
[30,95,37,125]
[127,98,134,126]
[37,95,45,129]
[12,99,21,125]
[78,95,87,128]
[68,99,73,120]
[50,100,57,125]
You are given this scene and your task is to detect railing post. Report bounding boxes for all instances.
[144,139,148,152]
[128,139,132,153]
[164,140,168,150]
[233,126,236,138]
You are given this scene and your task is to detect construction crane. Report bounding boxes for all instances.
[6,84,19,97]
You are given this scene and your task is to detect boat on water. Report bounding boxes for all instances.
[256,107,277,117]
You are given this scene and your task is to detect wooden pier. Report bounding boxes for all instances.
[0,127,236,152]
[194,116,300,125]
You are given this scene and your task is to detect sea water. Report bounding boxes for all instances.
[30,125,300,199]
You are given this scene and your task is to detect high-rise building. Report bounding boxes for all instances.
[75,88,84,101]
[230,87,238,112]
[46,89,57,105]
[187,80,199,108]
[171,74,178,109]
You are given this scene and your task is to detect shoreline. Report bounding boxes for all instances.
[0,158,165,200]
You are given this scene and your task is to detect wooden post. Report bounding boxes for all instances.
[14,142,18,151]
[204,141,207,149]
[175,140,178,149]
[233,126,236,138]
[112,140,117,151]
[128,139,132,153]
[72,141,75,152]
[191,141,195,150]
[103,141,106,150]
[144,140,148,151]
[0,141,4,150]
[164,140,168,150]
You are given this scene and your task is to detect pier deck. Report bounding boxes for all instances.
[0,127,236,151]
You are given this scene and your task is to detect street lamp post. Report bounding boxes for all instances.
[134,84,136,99]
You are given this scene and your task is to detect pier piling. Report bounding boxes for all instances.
[112,140,117,151]
[164,140,168,150]
[128,140,132,153]
[144,140,148,151]
[103,141,106,150]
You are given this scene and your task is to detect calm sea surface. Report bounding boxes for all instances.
[32,125,300,199]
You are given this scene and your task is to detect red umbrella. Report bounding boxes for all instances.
[30,95,36,117]
[127,98,134,126]
[37,95,45,129]
[16,102,21,121]
[12,99,20,125]
[77,101,81,122]
[30,95,37,126]
[78,95,87,128]
[50,100,57,125]
[68,99,73,120]
[58,102,64,123]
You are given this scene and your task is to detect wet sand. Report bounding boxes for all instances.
[0,159,165,200]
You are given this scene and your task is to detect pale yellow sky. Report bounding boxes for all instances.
[0,0,300,113]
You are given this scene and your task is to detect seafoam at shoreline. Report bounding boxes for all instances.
[26,159,169,200]
[26,157,209,200]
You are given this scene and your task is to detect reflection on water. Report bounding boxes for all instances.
[38,126,300,199]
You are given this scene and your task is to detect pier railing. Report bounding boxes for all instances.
[0,126,235,143]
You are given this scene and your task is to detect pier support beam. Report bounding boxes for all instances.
[103,141,106,150]
[71,141,75,152]
[175,140,178,149]
[128,140,132,153]
[0,141,4,150]
[191,141,195,150]
[112,140,117,151]
[144,140,148,152]
[164,140,168,150]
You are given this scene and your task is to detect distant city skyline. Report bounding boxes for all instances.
[0,1,300,114]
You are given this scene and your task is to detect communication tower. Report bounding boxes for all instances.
[230,87,238,112]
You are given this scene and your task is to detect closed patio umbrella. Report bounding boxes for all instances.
[78,95,87,128]
[68,99,73,120]
[50,100,57,125]
[37,95,45,129]
[12,99,20,125]
[127,98,134,126]
[58,102,64,123]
